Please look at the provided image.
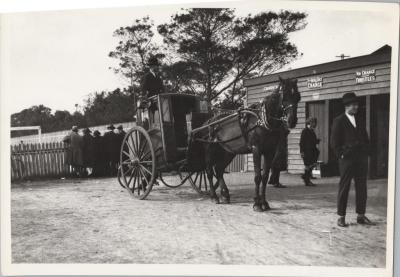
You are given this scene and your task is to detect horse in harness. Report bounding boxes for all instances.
[190,77,300,211]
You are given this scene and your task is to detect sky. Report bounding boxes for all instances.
[1,0,398,114]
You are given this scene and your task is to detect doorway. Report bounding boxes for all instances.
[370,94,389,178]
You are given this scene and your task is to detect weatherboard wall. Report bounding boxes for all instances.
[245,60,391,174]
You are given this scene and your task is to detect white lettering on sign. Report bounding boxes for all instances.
[307,77,323,89]
[263,85,279,92]
[355,69,376,83]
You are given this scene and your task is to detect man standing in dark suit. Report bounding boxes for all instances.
[300,117,320,186]
[103,124,118,176]
[330,92,372,227]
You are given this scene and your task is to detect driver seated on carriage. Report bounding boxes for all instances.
[138,55,165,127]
[137,55,201,150]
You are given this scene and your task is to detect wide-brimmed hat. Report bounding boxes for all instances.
[71,126,78,132]
[117,125,124,130]
[107,124,115,130]
[306,117,317,125]
[342,92,358,106]
[147,55,160,66]
[93,130,100,136]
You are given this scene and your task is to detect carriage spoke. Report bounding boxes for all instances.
[127,167,137,190]
[122,150,133,159]
[138,135,148,159]
[132,167,139,195]
[139,164,152,176]
[179,171,195,183]
[121,159,132,165]
[122,166,134,187]
[141,151,151,160]
[126,139,136,157]
[204,171,208,191]
[134,132,141,157]
[129,135,139,157]
[193,172,200,185]
[138,167,150,186]
[199,171,203,190]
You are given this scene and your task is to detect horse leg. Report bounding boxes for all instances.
[216,151,235,204]
[205,145,219,204]
[261,153,272,211]
[206,165,219,204]
[252,146,263,212]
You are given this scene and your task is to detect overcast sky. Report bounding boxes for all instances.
[1,0,398,114]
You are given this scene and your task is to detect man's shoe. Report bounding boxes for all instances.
[357,215,374,225]
[305,181,316,186]
[337,217,348,227]
[273,183,287,188]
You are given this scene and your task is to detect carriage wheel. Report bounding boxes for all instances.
[158,172,185,188]
[119,126,156,200]
[181,169,219,195]
[117,165,125,188]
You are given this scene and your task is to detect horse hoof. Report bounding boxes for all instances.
[261,202,271,211]
[212,197,220,204]
[220,196,230,204]
[253,204,263,212]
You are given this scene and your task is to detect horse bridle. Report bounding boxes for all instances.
[258,86,294,130]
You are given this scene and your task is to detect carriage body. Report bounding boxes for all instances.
[118,93,214,199]
[142,93,210,171]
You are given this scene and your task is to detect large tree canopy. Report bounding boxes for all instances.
[108,16,162,87]
[158,8,307,105]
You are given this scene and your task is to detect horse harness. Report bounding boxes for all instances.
[193,94,289,153]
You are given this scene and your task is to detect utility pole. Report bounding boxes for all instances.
[335,54,350,60]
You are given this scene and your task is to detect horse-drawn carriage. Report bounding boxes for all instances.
[118,78,300,211]
[118,93,216,199]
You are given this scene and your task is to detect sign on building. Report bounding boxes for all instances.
[263,84,279,92]
[356,69,376,83]
[307,77,323,89]
[263,84,279,96]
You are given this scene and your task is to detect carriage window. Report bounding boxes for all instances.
[161,97,171,122]
[199,100,208,113]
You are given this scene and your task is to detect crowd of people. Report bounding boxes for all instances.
[62,124,126,177]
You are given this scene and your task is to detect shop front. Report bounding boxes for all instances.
[243,45,391,178]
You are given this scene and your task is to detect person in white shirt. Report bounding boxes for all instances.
[330,92,372,227]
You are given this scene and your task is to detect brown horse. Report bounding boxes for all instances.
[194,77,300,211]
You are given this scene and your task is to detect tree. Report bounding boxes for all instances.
[11,105,53,133]
[83,88,136,126]
[158,8,307,106]
[109,16,166,115]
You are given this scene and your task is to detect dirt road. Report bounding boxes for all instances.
[11,173,387,266]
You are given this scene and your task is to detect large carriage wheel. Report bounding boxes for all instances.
[181,169,219,195]
[119,126,156,200]
[117,165,125,188]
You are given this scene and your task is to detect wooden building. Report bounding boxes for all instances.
[243,45,391,178]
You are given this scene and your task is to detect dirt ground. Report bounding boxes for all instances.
[11,172,387,267]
